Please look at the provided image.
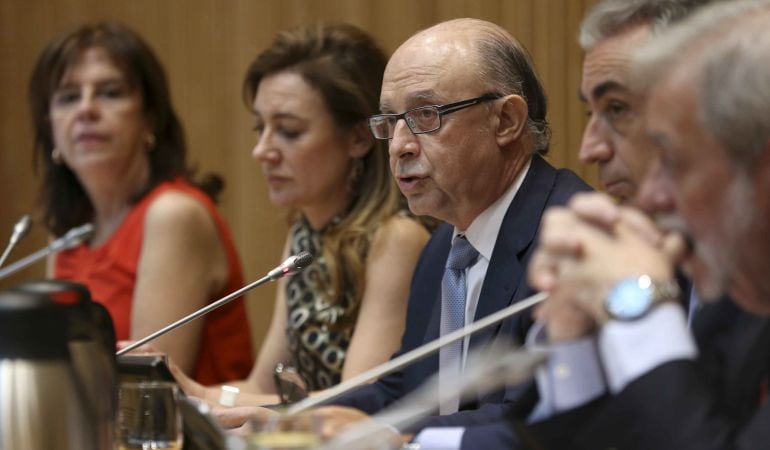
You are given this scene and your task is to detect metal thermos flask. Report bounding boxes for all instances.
[0,284,105,449]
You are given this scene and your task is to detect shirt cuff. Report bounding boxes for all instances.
[414,427,465,450]
[599,302,697,393]
[527,322,606,421]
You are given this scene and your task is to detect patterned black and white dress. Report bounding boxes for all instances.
[284,218,357,390]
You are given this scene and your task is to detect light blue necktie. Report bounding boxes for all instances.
[439,235,479,414]
[687,288,700,325]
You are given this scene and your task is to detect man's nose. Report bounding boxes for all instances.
[388,119,419,160]
[579,117,613,164]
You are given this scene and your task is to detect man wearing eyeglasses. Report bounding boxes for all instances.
[313,18,591,449]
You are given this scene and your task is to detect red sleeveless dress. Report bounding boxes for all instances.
[55,178,253,384]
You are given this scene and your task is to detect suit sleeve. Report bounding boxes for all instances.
[528,307,770,450]
[566,360,769,450]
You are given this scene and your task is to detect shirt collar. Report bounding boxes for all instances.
[453,158,532,261]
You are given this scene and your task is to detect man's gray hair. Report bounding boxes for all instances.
[579,0,716,50]
[701,6,770,167]
[474,25,551,155]
[634,0,770,167]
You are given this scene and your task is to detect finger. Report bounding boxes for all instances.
[617,207,664,246]
[168,358,183,377]
[528,251,559,291]
[661,231,688,264]
[539,209,591,256]
[229,422,252,438]
[215,406,275,429]
[569,192,620,230]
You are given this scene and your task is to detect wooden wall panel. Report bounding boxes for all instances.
[0,0,599,351]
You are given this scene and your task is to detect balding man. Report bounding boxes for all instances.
[318,18,590,449]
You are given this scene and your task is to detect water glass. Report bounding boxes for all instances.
[117,381,183,450]
[247,413,321,450]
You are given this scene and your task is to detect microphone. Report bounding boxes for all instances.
[0,215,33,268]
[321,343,547,450]
[117,251,313,356]
[287,291,548,414]
[267,252,313,281]
[0,223,94,281]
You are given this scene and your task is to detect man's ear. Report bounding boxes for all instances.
[347,121,374,158]
[495,94,528,148]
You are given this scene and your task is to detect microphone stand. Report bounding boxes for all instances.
[117,252,313,356]
[287,291,548,414]
[0,223,93,281]
[320,344,548,450]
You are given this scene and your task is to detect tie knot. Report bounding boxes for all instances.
[446,236,479,270]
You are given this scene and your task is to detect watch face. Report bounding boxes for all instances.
[605,277,654,321]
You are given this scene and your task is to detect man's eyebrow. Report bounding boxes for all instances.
[407,90,437,103]
[590,80,630,101]
[380,89,438,113]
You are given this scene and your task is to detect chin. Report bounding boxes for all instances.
[267,192,296,208]
[405,196,443,221]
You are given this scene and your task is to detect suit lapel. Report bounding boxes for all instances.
[470,156,556,349]
[404,223,451,387]
[424,224,452,345]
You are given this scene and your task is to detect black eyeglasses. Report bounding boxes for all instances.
[368,93,502,140]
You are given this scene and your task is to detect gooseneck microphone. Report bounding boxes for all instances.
[117,251,313,356]
[287,291,548,414]
[0,215,33,268]
[267,252,313,281]
[0,223,94,281]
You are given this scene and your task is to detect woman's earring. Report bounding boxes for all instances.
[51,148,63,165]
[145,133,157,152]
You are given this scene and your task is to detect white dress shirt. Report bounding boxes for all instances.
[414,159,531,450]
[530,302,698,419]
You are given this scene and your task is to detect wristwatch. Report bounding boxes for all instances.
[604,274,681,321]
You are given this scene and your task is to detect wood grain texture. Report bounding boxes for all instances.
[0,0,599,353]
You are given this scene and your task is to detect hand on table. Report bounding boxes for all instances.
[311,405,373,440]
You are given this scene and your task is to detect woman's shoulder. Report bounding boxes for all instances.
[370,213,430,251]
[143,187,218,237]
[144,178,213,208]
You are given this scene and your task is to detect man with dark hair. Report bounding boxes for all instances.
[577,0,713,204]
[526,1,770,448]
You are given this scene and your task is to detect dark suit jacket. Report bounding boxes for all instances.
[526,298,770,450]
[332,155,591,435]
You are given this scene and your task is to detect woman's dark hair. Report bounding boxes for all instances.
[29,22,220,236]
[243,23,406,327]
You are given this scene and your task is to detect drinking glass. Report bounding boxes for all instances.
[117,381,183,450]
[247,413,321,450]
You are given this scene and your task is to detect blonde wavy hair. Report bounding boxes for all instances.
[245,23,410,328]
